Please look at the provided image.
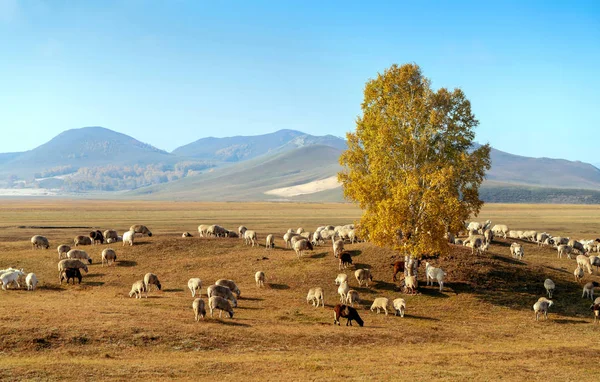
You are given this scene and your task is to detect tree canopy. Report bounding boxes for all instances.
[338,63,491,257]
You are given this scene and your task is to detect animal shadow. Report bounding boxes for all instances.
[269,283,290,290]
[117,260,137,267]
[212,320,251,327]
[353,263,371,270]
[86,273,104,278]
[240,296,264,301]
[309,252,327,259]
[85,281,105,286]
[372,280,397,292]
[491,255,525,266]
[347,250,362,257]
[163,288,184,293]
[418,287,449,298]
[403,314,440,321]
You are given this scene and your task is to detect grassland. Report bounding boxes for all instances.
[0,200,599,381]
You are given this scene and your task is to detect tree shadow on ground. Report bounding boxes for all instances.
[353,263,371,270]
[418,287,450,298]
[491,255,525,266]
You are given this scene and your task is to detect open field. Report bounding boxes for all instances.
[1,200,600,381]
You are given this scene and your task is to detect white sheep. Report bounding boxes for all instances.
[25,273,38,291]
[198,224,209,237]
[582,281,599,300]
[265,234,275,250]
[238,226,247,238]
[355,269,373,287]
[491,224,509,239]
[590,256,600,272]
[66,249,92,264]
[557,245,573,259]
[533,297,553,321]
[1,269,25,290]
[425,262,446,292]
[74,235,92,246]
[293,239,313,258]
[345,290,359,306]
[192,298,206,321]
[332,239,344,258]
[510,242,524,259]
[284,232,299,248]
[57,244,71,259]
[143,273,162,296]
[57,259,88,275]
[244,230,257,247]
[31,235,50,250]
[306,287,324,307]
[404,275,418,294]
[574,266,584,283]
[104,229,118,242]
[182,232,193,238]
[296,227,304,234]
[215,279,241,298]
[370,297,389,315]
[338,281,350,303]
[129,280,147,298]
[255,271,265,287]
[101,248,117,266]
[123,230,135,246]
[208,296,234,318]
[576,255,593,274]
[334,273,348,286]
[544,279,555,299]
[207,284,238,307]
[188,278,203,297]
[393,298,406,317]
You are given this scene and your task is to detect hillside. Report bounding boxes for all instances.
[171,129,347,161]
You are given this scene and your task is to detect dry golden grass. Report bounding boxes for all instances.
[0,200,599,381]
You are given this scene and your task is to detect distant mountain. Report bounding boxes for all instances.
[0,152,22,165]
[171,129,347,162]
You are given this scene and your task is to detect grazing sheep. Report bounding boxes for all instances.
[207,285,238,307]
[101,248,117,266]
[467,221,482,233]
[57,259,88,275]
[557,245,573,259]
[535,232,549,247]
[425,262,446,292]
[404,275,418,294]
[1,269,25,290]
[510,242,524,259]
[393,298,406,317]
[370,297,389,315]
[523,230,538,242]
[25,273,38,290]
[544,279,555,299]
[345,290,359,306]
[492,224,509,239]
[106,236,121,244]
[74,235,92,246]
[338,281,350,303]
[590,256,600,272]
[591,301,600,324]
[224,230,239,238]
[130,225,152,237]
[67,249,92,264]
[129,280,146,298]
[333,239,345,258]
[143,273,162,296]
[391,260,405,282]
[553,236,568,246]
[339,252,353,270]
[31,235,50,250]
[284,232,299,248]
[57,244,71,259]
[238,226,247,238]
[335,273,348,286]
[123,230,135,246]
[188,278,202,297]
[582,281,599,300]
[215,279,241,298]
[568,239,585,254]
[293,239,313,258]
[265,234,275,250]
[311,231,323,246]
[576,255,593,274]
[333,304,364,327]
[466,237,485,255]
[60,268,82,285]
[192,298,206,321]
[182,232,193,238]
[89,230,104,245]
[208,296,234,318]
[104,230,118,242]
[574,266,584,283]
[533,297,553,321]
[244,230,257,247]
[307,287,325,307]
[355,269,373,287]
[255,271,265,288]
[483,229,494,245]
[198,225,209,237]
[296,227,304,234]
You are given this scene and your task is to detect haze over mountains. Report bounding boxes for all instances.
[1,126,599,203]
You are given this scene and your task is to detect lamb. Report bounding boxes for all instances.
[215,279,241,298]
[188,278,203,297]
[74,235,92,246]
[335,273,348,286]
[393,298,406,317]
[576,255,593,274]
[60,268,82,285]
[339,252,353,270]
[57,244,71,259]
[404,275,418,294]
[66,249,92,264]
[557,245,573,259]
[123,230,135,246]
[24,273,37,291]
[130,224,152,237]
[345,290,359,306]
[182,232,193,238]
[1,269,25,290]
[544,279,555,299]
[338,281,350,303]
[104,230,119,242]
[574,266,584,283]
[198,224,209,237]
[57,259,88,275]
[30,235,50,250]
[192,298,206,321]
[89,230,104,245]
[592,302,600,324]
[238,226,247,238]
[425,262,446,292]
[510,242,524,259]
[101,248,117,266]
[208,296,234,318]
[255,271,265,287]
[582,281,599,300]
[491,224,509,239]
[144,273,162,295]
[129,280,147,298]
[355,269,373,287]
[307,287,325,307]
[333,239,345,258]
[533,297,553,321]
[333,304,364,326]
[293,239,313,258]
[244,230,257,247]
[207,284,238,307]
[265,234,275,250]
[370,297,389,315]
[391,260,405,282]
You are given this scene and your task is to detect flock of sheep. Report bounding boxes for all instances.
[3,218,600,326]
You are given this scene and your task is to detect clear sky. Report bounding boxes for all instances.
[1,0,598,163]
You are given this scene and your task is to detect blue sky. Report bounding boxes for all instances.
[1,1,599,163]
